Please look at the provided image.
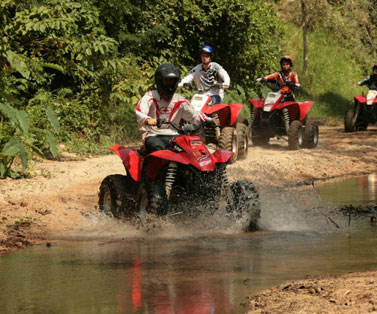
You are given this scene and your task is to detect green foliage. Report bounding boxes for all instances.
[282,23,364,117]
[0,101,59,178]
[0,0,286,177]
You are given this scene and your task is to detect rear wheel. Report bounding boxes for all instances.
[236,123,249,159]
[303,122,319,149]
[251,128,270,146]
[228,180,260,231]
[218,127,239,163]
[288,120,303,150]
[344,108,356,132]
[98,175,137,218]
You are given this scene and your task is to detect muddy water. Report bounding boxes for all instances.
[1,175,377,314]
[318,173,377,205]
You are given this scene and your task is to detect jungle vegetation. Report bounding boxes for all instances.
[0,0,376,177]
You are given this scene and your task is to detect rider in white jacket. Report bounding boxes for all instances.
[178,46,230,105]
[136,64,217,153]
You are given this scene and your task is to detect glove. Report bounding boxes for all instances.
[357,81,362,86]
[256,78,265,83]
[177,82,184,88]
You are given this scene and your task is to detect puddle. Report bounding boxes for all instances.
[1,174,377,313]
[318,173,377,206]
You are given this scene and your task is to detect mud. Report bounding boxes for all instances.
[0,125,376,312]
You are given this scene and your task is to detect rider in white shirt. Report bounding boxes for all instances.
[178,45,230,105]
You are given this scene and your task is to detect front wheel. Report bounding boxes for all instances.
[344,108,356,132]
[137,183,167,217]
[288,120,303,150]
[218,127,239,164]
[98,174,137,218]
[228,180,260,231]
[236,123,249,159]
[303,122,319,149]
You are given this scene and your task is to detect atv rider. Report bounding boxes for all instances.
[257,55,300,101]
[136,64,218,154]
[357,64,377,90]
[178,45,230,105]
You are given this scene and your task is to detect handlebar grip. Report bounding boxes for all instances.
[157,118,166,128]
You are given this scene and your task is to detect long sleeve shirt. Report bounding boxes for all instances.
[135,90,209,140]
[358,73,377,90]
[264,70,299,94]
[180,62,230,99]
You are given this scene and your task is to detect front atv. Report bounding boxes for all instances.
[98,121,260,231]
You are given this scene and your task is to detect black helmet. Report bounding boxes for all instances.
[155,64,180,98]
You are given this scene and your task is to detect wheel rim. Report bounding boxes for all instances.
[298,129,303,147]
[232,131,238,154]
[102,187,112,213]
[138,189,148,217]
[312,126,319,146]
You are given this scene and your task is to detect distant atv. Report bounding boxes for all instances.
[249,81,318,150]
[98,121,260,231]
[345,90,377,132]
[186,83,249,163]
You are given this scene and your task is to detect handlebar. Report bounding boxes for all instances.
[178,81,229,92]
[157,119,214,135]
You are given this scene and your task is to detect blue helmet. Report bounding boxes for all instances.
[200,45,214,57]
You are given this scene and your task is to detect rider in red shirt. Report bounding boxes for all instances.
[257,55,300,101]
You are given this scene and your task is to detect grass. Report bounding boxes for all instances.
[282,23,369,118]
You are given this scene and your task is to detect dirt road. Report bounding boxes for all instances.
[0,125,376,312]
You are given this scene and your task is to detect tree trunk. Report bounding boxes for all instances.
[301,0,308,75]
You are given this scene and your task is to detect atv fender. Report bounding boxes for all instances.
[248,98,265,109]
[354,96,366,104]
[202,103,243,126]
[145,151,200,180]
[212,150,234,163]
[202,103,230,126]
[109,145,143,182]
[298,101,315,121]
[229,103,244,126]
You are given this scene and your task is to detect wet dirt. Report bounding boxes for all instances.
[0,125,376,312]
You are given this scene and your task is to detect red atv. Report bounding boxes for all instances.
[186,84,249,163]
[345,90,377,132]
[98,121,260,231]
[248,81,318,150]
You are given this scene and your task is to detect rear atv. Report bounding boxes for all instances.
[249,81,318,150]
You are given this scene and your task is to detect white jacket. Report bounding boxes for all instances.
[180,62,230,99]
[135,90,209,140]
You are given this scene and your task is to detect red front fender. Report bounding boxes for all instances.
[354,96,366,103]
[109,145,143,182]
[212,150,234,164]
[229,103,244,126]
[249,98,265,109]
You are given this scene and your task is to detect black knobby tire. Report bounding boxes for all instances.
[236,123,249,159]
[218,127,239,163]
[251,128,270,146]
[98,174,137,218]
[303,121,319,149]
[229,180,260,231]
[288,120,303,150]
[344,108,356,132]
[137,182,167,217]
